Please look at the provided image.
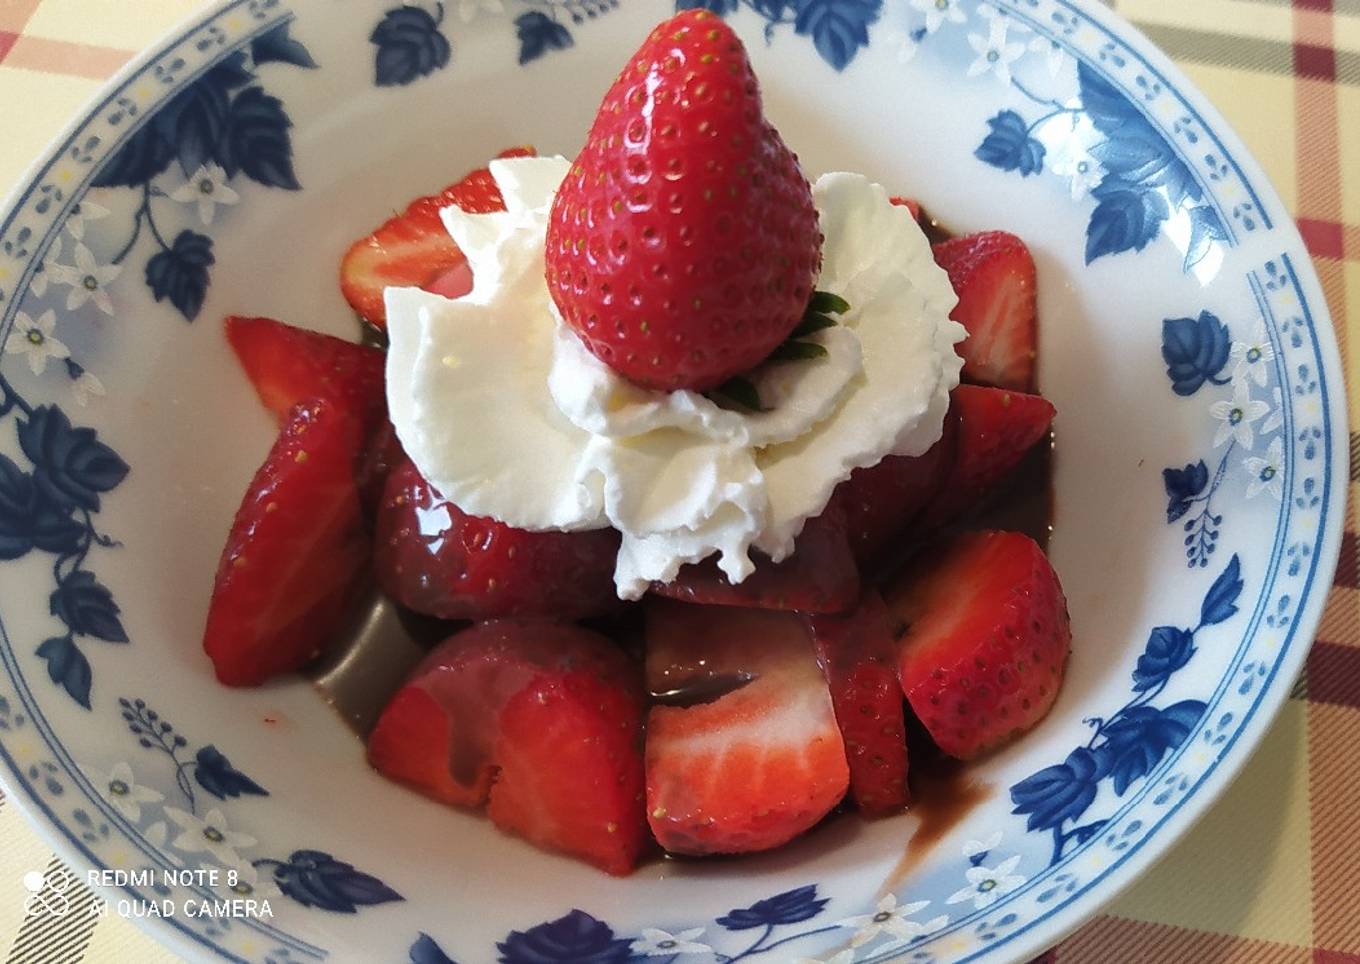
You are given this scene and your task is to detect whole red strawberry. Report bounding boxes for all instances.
[545,9,822,391]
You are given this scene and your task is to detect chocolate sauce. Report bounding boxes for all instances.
[882,758,993,893]
[650,672,755,708]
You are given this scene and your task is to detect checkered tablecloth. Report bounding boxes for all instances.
[0,0,1356,961]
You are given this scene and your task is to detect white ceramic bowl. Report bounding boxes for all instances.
[0,1,1344,961]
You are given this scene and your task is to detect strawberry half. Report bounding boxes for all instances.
[203,399,370,686]
[650,509,859,613]
[489,669,648,875]
[884,530,1071,759]
[224,315,387,432]
[374,455,620,620]
[932,231,1037,392]
[545,10,822,391]
[806,590,910,817]
[367,620,646,874]
[923,384,1054,526]
[644,599,848,855]
[340,146,535,329]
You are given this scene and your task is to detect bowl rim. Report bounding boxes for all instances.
[0,0,1346,961]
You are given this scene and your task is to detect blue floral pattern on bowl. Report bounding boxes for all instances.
[0,0,1342,961]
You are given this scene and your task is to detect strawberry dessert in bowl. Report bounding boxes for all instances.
[2,0,1339,961]
[205,10,1068,877]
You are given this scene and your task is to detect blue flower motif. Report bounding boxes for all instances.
[497,910,634,963]
[17,406,129,511]
[0,455,83,558]
[676,0,738,12]
[716,884,828,930]
[1162,460,1208,523]
[266,850,402,913]
[975,110,1046,177]
[1131,627,1195,692]
[372,5,452,86]
[1161,311,1230,397]
[1101,701,1205,795]
[1010,746,1106,833]
[223,87,300,189]
[194,745,268,800]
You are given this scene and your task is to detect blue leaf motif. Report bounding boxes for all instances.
[975,110,1046,176]
[1160,311,1230,396]
[676,0,738,12]
[146,230,214,321]
[18,406,129,511]
[1131,626,1195,692]
[1184,205,1227,271]
[410,933,457,964]
[157,76,232,178]
[90,123,175,188]
[1102,700,1204,795]
[36,637,92,709]
[1199,553,1242,626]
[1162,460,1208,523]
[50,571,127,643]
[1084,184,1167,264]
[717,884,828,930]
[372,5,451,87]
[792,0,882,72]
[193,746,268,800]
[515,13,572,66]
[224,86,299,189]
[1010,746,1107,832]
[268,850,402,913]
[497,910,633,963]
[251,22,318,69]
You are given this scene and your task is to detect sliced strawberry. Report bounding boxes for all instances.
[889,195,922,221]
[806,591,910,817]
[933,231,1037,392]
[203,399,370,686]
[224,315,386,431]
[923,385,1054,526]
[644,600,848,855]
[883,530,1070,759]
[489,670,647,875]
[367,620,645,873]
[830,415,957,569]
[340,146,535,329]
[374,455,620,620]
[649,510,858,614]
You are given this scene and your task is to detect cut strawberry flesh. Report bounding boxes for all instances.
[367,619,646,874]
[884,530,1070,759]
[340,146,535,329]
[806,590,910,816]
[489,670,647,875]
[644,599,849,855]
[203,399,371,686]
[924,385,1054,525]
[224,315,387,432]
[933,231,1037,392]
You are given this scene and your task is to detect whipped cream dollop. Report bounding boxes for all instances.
[385,156,964,599]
